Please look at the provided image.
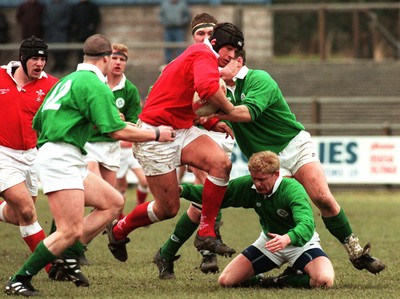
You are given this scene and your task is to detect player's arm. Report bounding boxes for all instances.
[286,187,316,247]
[205,87,234,114]
[109,124,175,143]
[214,104,252,122]
[180,176,253,208]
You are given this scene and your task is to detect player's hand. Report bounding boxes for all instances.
[265,233,291,253]
[196,116,212,125]
[157,126,176,142]
[211,122,235,139]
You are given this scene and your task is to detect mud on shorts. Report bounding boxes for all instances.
[133,120,206,176]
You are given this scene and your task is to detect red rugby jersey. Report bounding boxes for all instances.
[140,43,220,129]
[0,62,58,150]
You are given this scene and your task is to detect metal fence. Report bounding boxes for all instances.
[286,96,400,136]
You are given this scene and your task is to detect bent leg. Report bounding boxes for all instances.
[2,183,45,252]
[294,162,340,217]
[182,135,231,237]
[294,162,354,243]
[113,171,180,240]
[81,172,124,243]
[160,204,200,260]
[304,256,335,288]
[131,167,149,206]
[2,182,38,226]
[44,189,85,256]
[218,254,255,287]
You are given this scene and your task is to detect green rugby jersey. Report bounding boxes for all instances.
[181,176,315,247]
[226,67,304,159]
[88,75,141,143]
[33,64,127,154]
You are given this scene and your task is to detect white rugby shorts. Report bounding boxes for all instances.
[252,231,323,267]
[133,120,206,176]
[0,145,38,196]
[279,130,320,176]
[84,141,121,172]
[35,142,88,194]
[116,147,142,179]
[201,129,234,158]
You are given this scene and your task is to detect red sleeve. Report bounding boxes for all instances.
[202,117,220,131]
[192,50,220,100]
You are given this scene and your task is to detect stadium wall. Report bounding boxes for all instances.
[0,4,273,66]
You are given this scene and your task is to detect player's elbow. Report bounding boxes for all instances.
[108,130,122,140]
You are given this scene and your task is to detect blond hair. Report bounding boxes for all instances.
[112,43,128,54]
[248,151,280,174]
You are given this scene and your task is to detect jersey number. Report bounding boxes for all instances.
[42,80,72,111]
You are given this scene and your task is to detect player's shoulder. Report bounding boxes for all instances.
[36,72,59,89]
[125,78,139,90]
[0,67,7,78]
[247,69,278,86]
[44,73,59,84]
[188,42,212,54]
[249,68,271,79]
[280,177,308,195]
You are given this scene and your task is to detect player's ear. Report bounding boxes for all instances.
[210,39,216,46]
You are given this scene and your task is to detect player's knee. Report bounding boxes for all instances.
[59,224,84,245]
[209,156,232,178]
[18,206,36,224]
[310,192,338,215]
[218,272,236,288]
[187,205,201,222]
[163,207,179,219]
[310,272,334,289]
[157,205,179,220]
[116,194,125,210]
[109,192,124,212]
[219,156,232,172]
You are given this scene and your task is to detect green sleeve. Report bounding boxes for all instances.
[180,183,204,204]
[239,70,279,121]
[180,175,255,209]
[284,182,315,247]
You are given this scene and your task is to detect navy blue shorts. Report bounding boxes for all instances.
[242,245,328,274]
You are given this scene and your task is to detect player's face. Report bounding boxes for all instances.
[110,53,127,76]
[26,56,46,80]
[250,170,279,195]
[192,27,214,43]
[217,45,237,67]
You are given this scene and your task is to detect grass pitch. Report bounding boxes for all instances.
[1,187,399,298]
